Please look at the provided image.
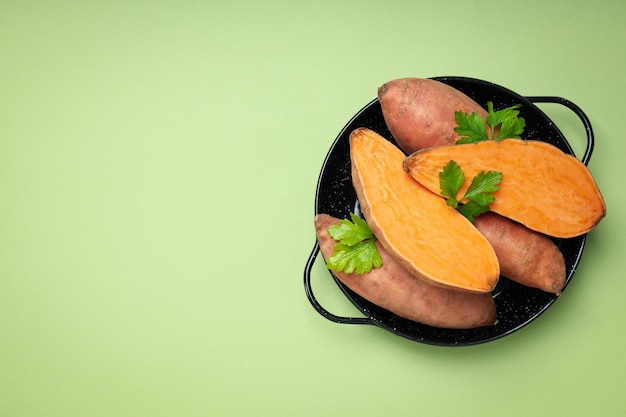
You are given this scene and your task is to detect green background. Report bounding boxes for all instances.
[1,1,623,416]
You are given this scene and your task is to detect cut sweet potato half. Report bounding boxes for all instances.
[316,214,497,329]
[350,127,499,293]
[403,139,606,238]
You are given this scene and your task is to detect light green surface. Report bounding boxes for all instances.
[1,1,623,416]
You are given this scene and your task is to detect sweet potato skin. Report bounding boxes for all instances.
[473,212,566,295]
[315,214,497,329]
[378,78,488,154]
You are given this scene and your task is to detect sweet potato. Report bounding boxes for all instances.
[378,77,488,154]
[350,127,499,293]
[315,214,497,329]
[473,212,566,295]
[378,78,568,294]
[403,139,606,238]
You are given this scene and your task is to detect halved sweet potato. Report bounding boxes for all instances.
[316,214,497,329]
[403,139,606,238]
[350,127,499,293]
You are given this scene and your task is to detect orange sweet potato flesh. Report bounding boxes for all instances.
[378,78,488,154]
[403,139,606,238]
[473,212,566,295]
[350,127,499,293]
[315,214,497,329]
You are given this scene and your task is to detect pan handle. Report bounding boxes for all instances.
[526,96,594,165]
[304,241,373,325]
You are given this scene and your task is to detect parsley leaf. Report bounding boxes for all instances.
[463,170,502,204]
[486,102,526,140]
[457,200,491,223]
[327,213,373,246]
[327,212,382,274]
[328,240,382,275]
[455,101,525,143]
[439,160,465,208]
[454,111,489,144]
[439,160,502,223]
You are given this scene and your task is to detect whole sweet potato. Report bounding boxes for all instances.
[473,212,566,295]
[316,214,497,329]
[378,77,488,154]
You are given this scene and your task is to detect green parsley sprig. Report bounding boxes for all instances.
[439,160,502,223]
[327,212,382,274]
[454,101,526,144]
